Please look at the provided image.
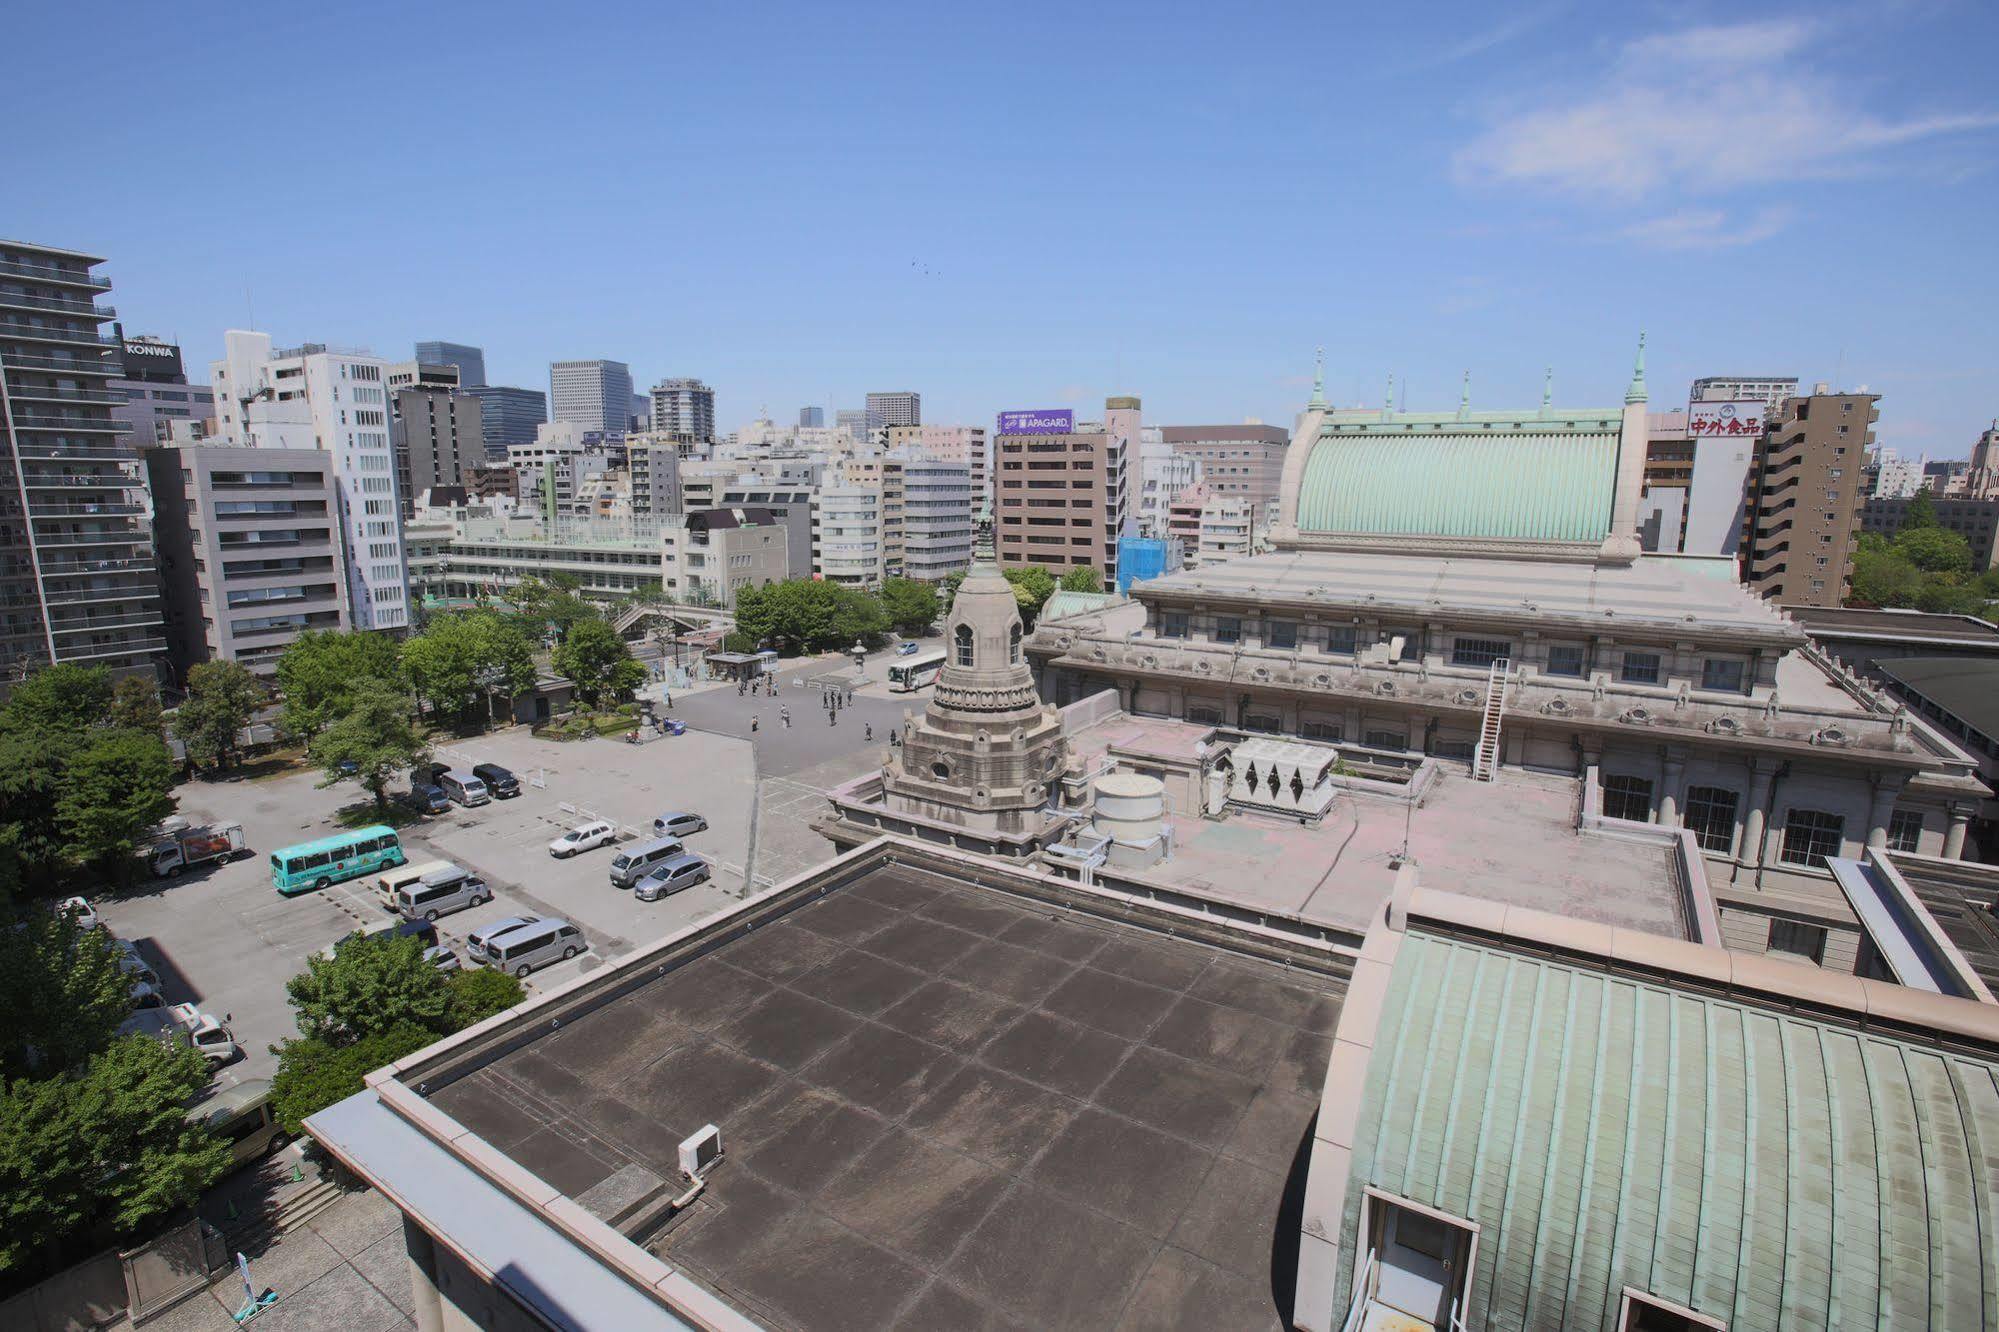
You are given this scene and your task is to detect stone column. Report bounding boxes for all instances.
[1864,775,1904,849]
[1944,803,1971,859]
[1659,748,1687,826]
[1741,758,1780,868]
[404,1218,445,1332]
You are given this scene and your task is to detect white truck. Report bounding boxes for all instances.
[148,820,248,877]
[119,1003,238,1067]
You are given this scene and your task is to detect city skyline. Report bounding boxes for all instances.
[3,4,1993,453]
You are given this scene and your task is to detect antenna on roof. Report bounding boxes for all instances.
[1457,370,1470,420]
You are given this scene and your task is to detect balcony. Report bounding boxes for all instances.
[49,609,164,635]
[2,382,127,405]
[56,636,169,663]
[0,259,111,290]
[40,556,155,576]
[43,581,159,605]
[35,530,152,549]
[32,501,144,517]
[0,321,120,348]
[0,353,119,376]
[0,291,114,319]
[10,413,130,434]
[20,470,140,489]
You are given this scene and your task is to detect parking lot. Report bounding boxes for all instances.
[93,725,761,1097]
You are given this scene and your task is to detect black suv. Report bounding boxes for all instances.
[472,762,521,799]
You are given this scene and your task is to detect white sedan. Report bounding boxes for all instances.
[58,896,99,931]
[548,820,618,858]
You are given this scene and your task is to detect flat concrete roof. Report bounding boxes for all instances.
[425,862,1339,1330]
[1785,605,1999,645]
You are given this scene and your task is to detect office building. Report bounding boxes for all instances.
[1195,491,1257,566]
[386,360,459,391]
[886,423,989,522]
[834,407,870,444]
[1165,480,1207,563]
[144,444,346,678]
[715,476,815,578]
[647,378,715,441]
[413,341,485,388]
[1156,422,1288,521]
[993,398,1133,578]
[897,455,975,580]
[1872,447,1927,498]
[548,359,633,437]
[659,507,788,606]
[1133,436,1202,540]
[440,514,664,602]
[110,336,215,448]
[391,385,482,516]
[0,240,166,680]
[1692,374,1798,412]
[1860,495,1999,569]
[811,482,886,586]
[461,385,547,458]
[865,390,920,428]
[1744,389,1878,608]
[622,433,683,517]
[208,331,409,631]
[797,405,823,429]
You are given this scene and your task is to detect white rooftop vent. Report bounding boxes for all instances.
[679,1124,723,1179]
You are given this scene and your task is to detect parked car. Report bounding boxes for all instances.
[467,915,541,964]
[148,821,249,877]
[117,1003,237,1067]
[424,944,462,973]
[472,763,521,799]
[190,1079,287,1167]
[316,915,438,961]
[633,853,710,902]
[652,811,708,838]
[549,820,617,857]
[897,641,921,655]
[56,895,98,931]
[404,783,451,815]
[483,918,586,978]
[395,866,492,922]
[113,939,159,988]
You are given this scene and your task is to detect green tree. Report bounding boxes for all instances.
[268,1025,435,1136]
[108,677,165,737]
[514,575,599,643]
[1892,525,1973,574]
[58,729,176,872]
[1899,491,1938,531]
[0,1036,228,1271]
[0,724,71,902]
[1003,566,1058,627]
[173,660,266,772]
[285,931,453,1044]
[309,678,427,812]
[275,630,403,741]
[6,664,113,735]
[403,611,537,725]
[445,967,526,1030]
[1849,548,1924,608]
[879,577,941,635]
[1058,566,1104,594]
[553,617,646,710]
[0,905,129,1077]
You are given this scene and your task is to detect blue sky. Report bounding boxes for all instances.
[7,1,1995,450]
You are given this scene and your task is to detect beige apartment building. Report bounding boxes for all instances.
[994,397,1134,577]
[1157,422,1288,521]
[1745,390,1878,608]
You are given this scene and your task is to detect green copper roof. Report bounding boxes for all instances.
[1334,931,1999,1331]
[1296,422,1619,544]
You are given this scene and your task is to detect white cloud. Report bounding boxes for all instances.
[1455,19,1999,204]
[1622,206,1795,250]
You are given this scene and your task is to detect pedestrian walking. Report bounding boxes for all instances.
[829,710,837,726]
[864,723,873,742]
[751,714,759,733]
[781,706,791,727]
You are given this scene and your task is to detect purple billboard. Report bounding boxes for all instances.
[997,409,1074,435]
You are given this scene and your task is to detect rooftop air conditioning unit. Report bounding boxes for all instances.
[679,1124,723,1180]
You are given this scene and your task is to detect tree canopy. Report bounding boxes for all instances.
[552,618,647,709]
[0,906,130,1078]
[879,577,941,635]
[401,610,537,724]
[732,579,890,654]
[173,660,266,772]
[309,678,427,811]
[275,630,403,741]
[1058,566,1104,594]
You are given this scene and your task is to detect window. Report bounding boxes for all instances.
[1325,626,1357,654]
[1267,620,1298,650]
[1619,1289,1727,1331]
[1620,651,1661,685]
[1213,616,1242,644]
[1008,623,1022,664]
[1768,918,1828,964]
[1451,637,1510,668]
[1158,610,1188,639]
[1603,774,1654,823]
[1887,809,1923,853]
[1683,787,1739,853]
[1364,729,1407,750]
[1301,720,1343,742]
[1546,644,1586,677]
[954,623,973,666]
[1780,808,1844,866]
[1701,659,1746,693]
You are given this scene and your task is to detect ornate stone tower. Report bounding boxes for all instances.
[883,557,1067,834]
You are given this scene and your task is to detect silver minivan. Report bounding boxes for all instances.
[608,835,683,888]
[437,770,490,807]
[487,918,586,977]
[396,865,492,921]
[467,914,541,965]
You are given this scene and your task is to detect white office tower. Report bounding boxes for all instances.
[208,331,408,630]
[1134,430,1201,539]
[898,455,975,580]
[549,359,634,437]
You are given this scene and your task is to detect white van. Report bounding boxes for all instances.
[376,859,451,912]
[608,836,684,888]
[396,865,493,922]
[437,770,490,808]
[487,918,586,977]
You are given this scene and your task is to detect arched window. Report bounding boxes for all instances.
[955,623,974,666]
[1008,623,1022,664]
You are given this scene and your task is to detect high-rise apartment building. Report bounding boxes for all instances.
[866,391,920,428]
[623,433,684,517]
[649,378,716,441]
[993,398,1133,578]
[413,341,485,388]
[144,444,346,677]
[1156,423,1288,522]
[798,406,824,429]
[1871,448,1927,499]
[110,336,215,448]
[1133,433,1202,540]
[898,456,974,580]
[1744,389,1878,608]
[812,483,887,586]
[461,385,546,458]
[549,359,633,437]
[208,331,409,631]
[885,424,989,522]
[0,240,166,681]
[391,386,482,515]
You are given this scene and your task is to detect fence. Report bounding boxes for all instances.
[0,1216,226,1331]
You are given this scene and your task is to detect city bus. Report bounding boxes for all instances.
[887,648,947,692]
[270,826,406,896]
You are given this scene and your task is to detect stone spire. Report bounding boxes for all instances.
[932,559,1039,713]
[1307,347,1327,409]
[1624,332,1647,405]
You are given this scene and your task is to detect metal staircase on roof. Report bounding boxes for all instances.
[1471,657,1508,781]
